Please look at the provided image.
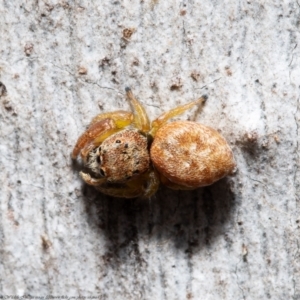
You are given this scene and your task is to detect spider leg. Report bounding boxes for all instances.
[86,169,160,199]
[80,172,107,186]
[72,118,115,159]
[72,111,134,160]
[90,110,133,128]
[95,180,145,198]
[159,173,195,190]
[126,87,151,132]
[150,95,207,136]
[141,168,160,198]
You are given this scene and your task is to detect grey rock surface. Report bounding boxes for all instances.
[1,0,300,299]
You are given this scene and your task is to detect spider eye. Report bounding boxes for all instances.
[99,168,106,177]
[96,156,101,164]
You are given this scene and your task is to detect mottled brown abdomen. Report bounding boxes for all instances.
[150,121,235,188]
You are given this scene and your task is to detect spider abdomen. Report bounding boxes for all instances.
[150,121,236,188]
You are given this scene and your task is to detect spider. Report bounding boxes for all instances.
[72,88,235,198]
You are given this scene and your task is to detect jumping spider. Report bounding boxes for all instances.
[72,88,235,198]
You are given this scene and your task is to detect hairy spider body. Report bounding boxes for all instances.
[72,88,235,198]
[151,121,235,189]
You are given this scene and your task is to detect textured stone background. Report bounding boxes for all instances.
[1,0,300,298]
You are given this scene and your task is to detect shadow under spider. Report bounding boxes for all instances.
[81,176,237,265]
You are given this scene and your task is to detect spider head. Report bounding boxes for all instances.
[87,128,150,183]
[86,147,105,176]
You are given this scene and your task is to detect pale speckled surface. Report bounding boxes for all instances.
[0,0,300,298]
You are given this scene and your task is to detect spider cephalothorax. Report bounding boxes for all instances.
[87,128,150,182]
[72,88,235,198]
